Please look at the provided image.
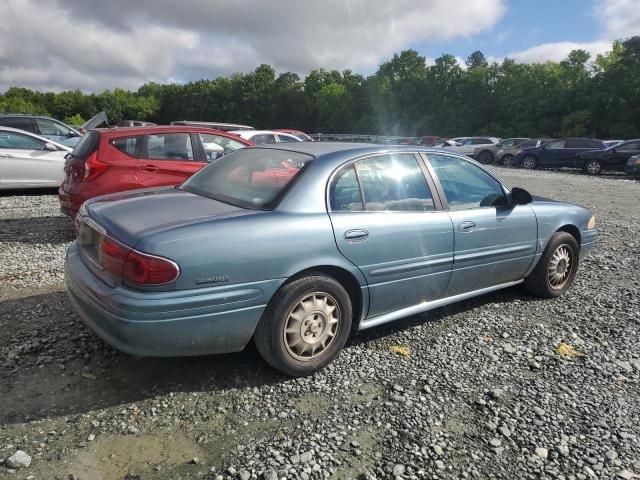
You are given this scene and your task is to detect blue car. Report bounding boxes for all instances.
[65,144,597,376]
[515,138,604,170]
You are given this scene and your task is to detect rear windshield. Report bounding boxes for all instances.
[180,148,314,209]
[71,131,100,160]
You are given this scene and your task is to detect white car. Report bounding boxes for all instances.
[229,130,303,144]
[0,127,71,189]
[438,137,500,156]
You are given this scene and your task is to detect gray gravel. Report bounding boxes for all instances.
[0,170,639,479]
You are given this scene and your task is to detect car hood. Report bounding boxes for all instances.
[84,187,259,247]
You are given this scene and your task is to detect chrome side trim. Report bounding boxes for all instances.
[369,255,453,277]
[357,279,523,331]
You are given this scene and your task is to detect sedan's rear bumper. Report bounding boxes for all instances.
[65,242,277,357]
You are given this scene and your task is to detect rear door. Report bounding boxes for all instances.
[328,153,454,317]
[425,153,537,295]
[563,139,598,167]
[0,131,64,187]
[136,132,206,188]
[538,140,566,167]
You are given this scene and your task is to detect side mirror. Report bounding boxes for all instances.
[510,187,533,205]
[44,142,58,151]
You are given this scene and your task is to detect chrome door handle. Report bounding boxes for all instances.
[458,221,476,232]
[344,229,369,242]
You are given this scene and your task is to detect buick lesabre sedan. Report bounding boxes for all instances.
[65,144,597,376]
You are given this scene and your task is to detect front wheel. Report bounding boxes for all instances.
[501,154,514,166]
[524,232,579,298]
[254,273,352,376]
[521,155,538,169]
[584,159,602,175]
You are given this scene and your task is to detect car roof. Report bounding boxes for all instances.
[96,125,243,135]
[0,126,72,150]
[253,142,462,162]
[232,130,298,136]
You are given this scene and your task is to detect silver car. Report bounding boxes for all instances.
[0,127,71,189]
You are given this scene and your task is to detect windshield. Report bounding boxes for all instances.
[180,148,314,209]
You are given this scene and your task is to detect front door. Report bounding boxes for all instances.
[425,153,538,295]
[328,153,454,317]
[136,132,206,188]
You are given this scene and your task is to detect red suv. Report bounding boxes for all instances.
[59,126,252,217]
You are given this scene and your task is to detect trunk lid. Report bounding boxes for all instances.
[83,187,258,247]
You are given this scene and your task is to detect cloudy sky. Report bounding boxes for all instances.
[0,0,638,92]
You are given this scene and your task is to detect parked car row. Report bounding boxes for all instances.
[440,136,640,177]
[0,112,316,192]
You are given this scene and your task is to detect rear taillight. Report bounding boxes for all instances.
[98,236,179,285]
[83,151,109,181]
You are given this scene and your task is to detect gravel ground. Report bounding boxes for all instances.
[0,169,639,480]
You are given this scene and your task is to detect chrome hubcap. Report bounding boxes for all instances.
[522,156,536,169]
[502,155,513,166]
[587,162,600,174]
[284,292,340,360]
[548,245,573,289]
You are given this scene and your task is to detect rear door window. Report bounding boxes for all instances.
[355,154,435,212]
[251,134,277,144]
[35,118,71,136]
[0,117,35,132]
[276,134,299,143]
[565,139,587,148]
[110,135,142,158]
[546,140,566,149]
[145,133,194,161]
[0,131,45,150]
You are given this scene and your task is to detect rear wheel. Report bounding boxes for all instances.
[501,154,514,166]
[477,150,494,164]
[524,232,579,298]
[584,159,602,175]
[254,273,352,377]
[521,155,538,169]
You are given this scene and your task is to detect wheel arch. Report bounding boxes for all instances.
[282,265,367,328]
[556,224,581,245]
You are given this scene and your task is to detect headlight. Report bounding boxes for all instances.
[628,156,640,166]
[587,215,596,229]
[78,202,87,217]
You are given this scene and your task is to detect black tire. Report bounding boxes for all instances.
[584,159,602,175]
[254,273,352,377]
[524,232,580,298]
[521,154,538,169]
[501,154,514,166]
[477,150,494,164]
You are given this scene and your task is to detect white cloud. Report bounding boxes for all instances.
[595,0,640,39]
[0,0,506,91]
[506,41,612,64]
[503,0,639,65]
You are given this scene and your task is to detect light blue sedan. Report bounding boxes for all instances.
[65,143,597,376]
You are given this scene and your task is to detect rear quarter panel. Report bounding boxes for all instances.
[135,211,367,293]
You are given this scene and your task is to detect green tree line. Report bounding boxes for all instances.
[1,37,639,139]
